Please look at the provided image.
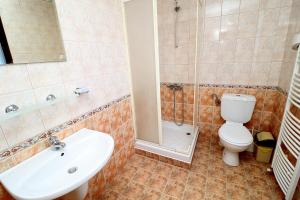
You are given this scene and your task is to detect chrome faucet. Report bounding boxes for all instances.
[49,136,66,151]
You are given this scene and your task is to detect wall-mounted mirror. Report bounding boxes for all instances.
[0,0,66,65]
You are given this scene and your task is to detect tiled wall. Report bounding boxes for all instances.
[160,83,195,124]
[0,0,65,63]
[158,0,296,87]
[0,97,135,200]
[0,0,130,153]
[198,85,287,139]
[0,0,132,198]
[158,0,197,83]
[161,83,287,139]
[198,0,295,86]
[278,0,300,92]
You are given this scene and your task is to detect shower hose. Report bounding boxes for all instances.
[172,87,184,126]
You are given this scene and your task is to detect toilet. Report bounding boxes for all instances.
[218,93,256,166]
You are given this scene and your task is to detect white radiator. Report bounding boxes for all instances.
[272,47,300,200]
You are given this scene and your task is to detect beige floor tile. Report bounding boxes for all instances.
[227,184,249,200]
[204,193,226,200]
[208,156,226,168]
[226,171,247,187]
[146,174,168,192]
[121,182,145,199]
[192,153,210,166]
[244,163,266,178]
[269,184,286,200]
[101,190,120,200]
[186,172,206,188]
[128,155,145,167]
[132,169,152,184]
[119,165,137,179]
[195,144,210,154]
[209,150,223,160]
[138,158,158,172]
[183,186,205,200]
[153,163,173,178]
[206,177,226,197]
[116,196,132,200]
[190,163,208,175]
[142,188,161,200]
[170,167,189,183]
[109,176,130,192]
[160,194,178,200]
[208,165,226,181]
[102,136,285,200]
[245,176,269,191]
[163,180,185,199]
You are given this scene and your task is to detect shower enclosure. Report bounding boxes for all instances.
[123,0,203,163]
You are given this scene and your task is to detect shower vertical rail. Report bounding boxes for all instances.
[174,0,180,48]
[271,47,300,200]
[193,0,203,129]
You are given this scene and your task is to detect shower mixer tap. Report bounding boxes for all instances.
[166,83,184,126]
[212,93,221,106]
[174,0,180,11]
[174,2,180,12]
[167,83,183,90]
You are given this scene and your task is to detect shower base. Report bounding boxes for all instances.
[135,121,199,163]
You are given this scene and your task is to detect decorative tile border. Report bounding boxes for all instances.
[161,82,288,96]
[0,94,131,160]
[276,86,288,96]
[198,83,278,90]
[1,83,288,160]
[161,82,194,87]
[162,82,288,140]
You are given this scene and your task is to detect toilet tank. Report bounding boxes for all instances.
[221,93,256,124]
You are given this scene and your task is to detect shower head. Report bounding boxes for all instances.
[175,6,180,12]
[174,0,180,12]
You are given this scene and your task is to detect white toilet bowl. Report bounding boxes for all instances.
[218,93,256,166]
[219,122,253,166]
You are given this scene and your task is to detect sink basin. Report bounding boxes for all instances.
[0,128,114,200]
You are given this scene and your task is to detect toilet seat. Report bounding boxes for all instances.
[219,124,253,145]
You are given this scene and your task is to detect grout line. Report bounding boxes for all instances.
[24,64,48,134]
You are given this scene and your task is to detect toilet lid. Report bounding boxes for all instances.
[219,124,253,145]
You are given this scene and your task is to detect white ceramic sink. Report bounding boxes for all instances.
[0,128,114,200]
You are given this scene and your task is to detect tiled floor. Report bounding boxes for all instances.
[101,137,285,200]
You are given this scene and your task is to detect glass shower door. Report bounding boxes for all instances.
[123,0,162,144]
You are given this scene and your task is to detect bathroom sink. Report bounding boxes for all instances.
[0,128,114,200]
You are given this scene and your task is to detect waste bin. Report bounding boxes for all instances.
[254,131,276,163]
